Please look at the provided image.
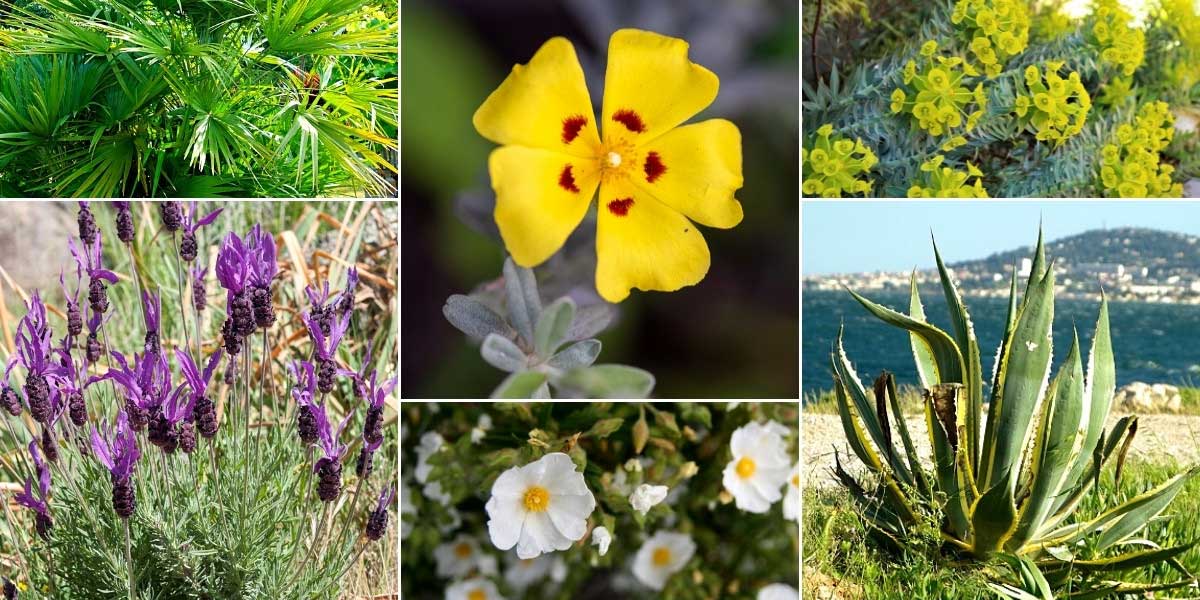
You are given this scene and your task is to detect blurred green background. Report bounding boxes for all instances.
[401,0,799,398]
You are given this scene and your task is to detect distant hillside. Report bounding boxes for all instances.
[952,228,1200,278]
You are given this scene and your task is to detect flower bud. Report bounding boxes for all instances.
[179,422,197,454]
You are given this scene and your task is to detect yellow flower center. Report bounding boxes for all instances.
[736,457,757,479]
[652,547,672,567]
[607,151,622,167]
[468,590,487,600]
[523,486,550,512]
[454,542,473,558]
[598,137,637,183]
[792,474,800,487]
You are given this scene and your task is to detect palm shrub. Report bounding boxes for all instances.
[0,0,397,198]
[830,228,1200,597]
[0,201,397,597]
[803,0,1200,197]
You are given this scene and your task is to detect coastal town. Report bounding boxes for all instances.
[804,228,1200,304]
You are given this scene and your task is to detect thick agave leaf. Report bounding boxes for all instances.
[907,272,939,391]
[847,288,964,385]
[989,262,1021,412]
[831,450,908,539]
[1060,579,1200,600]
[992,553,1054,600]
[924,392,972,542]
[881,371,931,499]
[1040,543,1195,574]
[1008,332,1085,551]
[1058,296,1117,501]
[1038,416,1138,537]
[932,237,985,473]
[833,328,914,488]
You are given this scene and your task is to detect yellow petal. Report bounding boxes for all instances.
[473,37,600,157]
[630,119,743,229]
[489,146,600,267]
[595,179,710,303]
[601,29,718,144]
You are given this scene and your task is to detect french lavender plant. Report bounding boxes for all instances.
[0,201,397,598]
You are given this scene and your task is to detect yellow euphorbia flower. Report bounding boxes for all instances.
[472,30,744,303]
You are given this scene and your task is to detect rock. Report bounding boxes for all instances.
[1113,382,1182,413]
[0,203,75,302]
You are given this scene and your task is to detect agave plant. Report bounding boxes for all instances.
[0,0,397,197]
[830,229,1200,598]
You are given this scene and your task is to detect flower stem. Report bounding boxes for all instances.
[124,518,136,600]
[170,233,194,363]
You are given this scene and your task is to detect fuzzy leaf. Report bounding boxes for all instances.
[547,340,601,370]
[503,258,541,345]
[567,303,617,341]
[480,334,526,373]
[534,297,575,359]
[558,365,656,399]
[491,371,548,399]
[443,294,511,340]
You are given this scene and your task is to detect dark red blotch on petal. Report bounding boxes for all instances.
[611,109,646,133]
[562,115,588,144]
[607,198,634,216]
[558,164,580,193]
[643,151,666,183]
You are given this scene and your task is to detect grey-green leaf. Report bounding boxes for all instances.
[481,333,527,373]
[568,303,617,341]
[547,339,601,370]
[443,294,511,340]
[534,297,576,358]
[557,364,655,399]
[503,257,541,345]
[490,371,548,399]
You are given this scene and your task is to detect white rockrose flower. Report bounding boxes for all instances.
[472,413,494,444]
[445,577,505,600]
[629,484,669,515]
[416,431,445,483]
[784,462,800,521]
[722,420,792,513]
[485,452,596,559]
[477,553,498,576]
[434,534,483,578]
[424,480,452,506]
[758,583,799,599]
[504,553,563,590]
[632,531,696,590]
[591,526,613,556]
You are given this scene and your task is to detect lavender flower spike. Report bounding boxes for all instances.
[77,201,97,245]
[216,231,253,353]
[366,487,395,542]
[362,371,397,446]
[312,404,352,502]
[337,266,359,315]
[91,411,140,518]
[246,224,277,328]
[59,255,83,338]
[113,201,135,244]
[176,347,223,440]
[85,308,107,364]
[14,291,58,424]
[15,441,52,540]
[95,351,170,431]
[53,346,88,427]
[303,310,350,394]
[142,291,162,355]
[179,203,223,262]
[290,360,319,445]
[160,201,182,232]
[191,263,209,313]
[71,233,119,315]
[356,437,382,478]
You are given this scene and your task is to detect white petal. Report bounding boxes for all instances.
[630,484,669,515]
[592,526,612,556]
[546,496,590,541]
[486,495,525,551]
[545,468,591,497]
[535,452,577,484]
[491,465,530,498]
[526,510,573,554]
[784,487,799,521]
[758,583,799,600]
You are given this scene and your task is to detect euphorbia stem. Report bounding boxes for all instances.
[124,518,136,600]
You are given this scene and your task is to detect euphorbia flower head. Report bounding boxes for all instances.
[16,440,52,540]
[474,29,744,302]
[178,203,222,262]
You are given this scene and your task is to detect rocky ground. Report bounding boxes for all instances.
[803,411,1200,488]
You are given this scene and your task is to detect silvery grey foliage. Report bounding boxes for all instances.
[442,258,654,399]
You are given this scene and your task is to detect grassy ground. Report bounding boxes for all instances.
[803,458,1200,599]
[803,386,1200,416]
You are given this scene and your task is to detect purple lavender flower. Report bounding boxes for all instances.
[366,487,395,541]
[303,310,350,394]
[305,280,336,336]
[361,371,396,446]
[96,351,169,432]
[191,264,208,313]
[176,348,223,440]
[113,201,135,244]
[290,360,319,445]
[179,204,223,263]
[142,291,161,355]
[85,309,105,364]
[70,235,118,315]
[356,437,382,478]
[159,201,182,232]
[337,266,359,316]
[312,403,352,503]
[77,201,97,246]
[152,383,196,455]
[216,232,253,353]
[13,291,59,424]
[0,383,19,416]
[92,411,140,518]
[60,260,83,338]
[15,441,52,540]
[53,347,88,427]
[246,225,277,329]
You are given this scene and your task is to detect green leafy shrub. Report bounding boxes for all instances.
[0,0,397,197]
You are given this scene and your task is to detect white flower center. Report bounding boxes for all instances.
[607,151,622,167]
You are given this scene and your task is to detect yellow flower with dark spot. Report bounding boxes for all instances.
[473,29,744,302]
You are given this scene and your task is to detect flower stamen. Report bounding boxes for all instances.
[652,547,672,566]
[736,457,756,479]
[523,486,550,512]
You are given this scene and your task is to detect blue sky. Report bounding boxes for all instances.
[803,201,1200,274]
